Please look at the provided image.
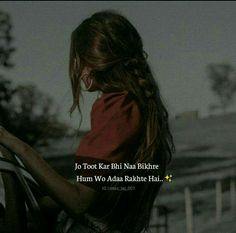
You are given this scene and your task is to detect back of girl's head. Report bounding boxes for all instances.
[69,9,175,233]
[69,9,152,108]
[70,9,143,68]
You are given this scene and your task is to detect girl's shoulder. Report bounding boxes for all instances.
[76,90,143,162]
[92,90,140,118]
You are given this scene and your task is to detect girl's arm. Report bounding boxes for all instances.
[0,127,97,219]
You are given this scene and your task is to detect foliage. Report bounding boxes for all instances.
[0,10,69,146]
[206,63,236,114]
[0,10,15,68]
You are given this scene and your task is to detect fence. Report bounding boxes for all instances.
[184,179,236,233]
[149,204,170,233]
[149,178,236,233]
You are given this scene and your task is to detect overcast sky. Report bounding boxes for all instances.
[1,1,236,130]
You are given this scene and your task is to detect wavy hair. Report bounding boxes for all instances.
[69,9,175,233]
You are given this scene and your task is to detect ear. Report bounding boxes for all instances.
[81,66,92,77]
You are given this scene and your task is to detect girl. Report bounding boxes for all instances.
[0,9,175,233]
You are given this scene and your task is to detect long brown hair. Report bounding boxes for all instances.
[69,9,175,233]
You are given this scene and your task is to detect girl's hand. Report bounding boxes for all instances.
[0,126,97,218]
[0,126,31,158]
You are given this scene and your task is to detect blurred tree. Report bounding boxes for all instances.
[0,10,15,68]
[0,75,15,127]
[0,10,69,146]
[206,63,236,114]
[0,10,16,132]
[9,84,69,146]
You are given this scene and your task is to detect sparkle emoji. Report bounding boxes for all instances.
[165,174,173,182]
